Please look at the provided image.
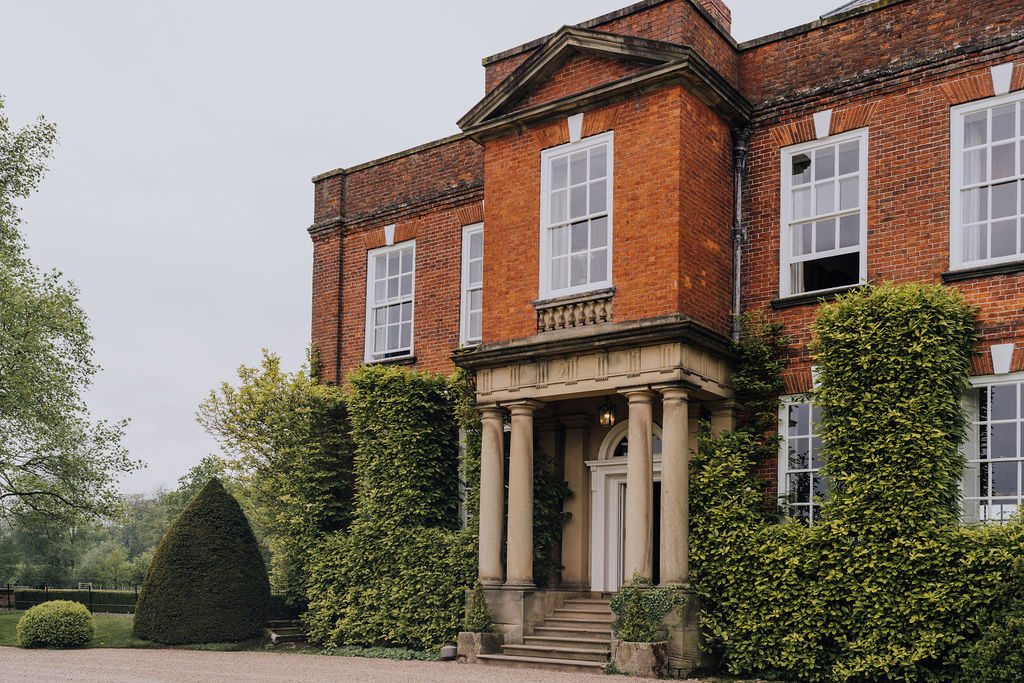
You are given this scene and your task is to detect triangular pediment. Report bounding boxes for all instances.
[458,26,693,131]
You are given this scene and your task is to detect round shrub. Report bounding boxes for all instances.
[133,478,270,644]
[17,600,95,648]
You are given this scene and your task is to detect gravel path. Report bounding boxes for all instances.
[0,647,662,682]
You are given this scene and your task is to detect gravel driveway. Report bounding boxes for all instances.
[0,647,662,682]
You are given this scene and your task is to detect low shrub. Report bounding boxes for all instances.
[610,576,684,643]
[16,600,95,648]
[463,580,494,633]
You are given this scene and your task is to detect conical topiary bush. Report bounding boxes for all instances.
[133,477,269,643]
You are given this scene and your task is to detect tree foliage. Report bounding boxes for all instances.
[197,349,352,601]
[0,95,136,522]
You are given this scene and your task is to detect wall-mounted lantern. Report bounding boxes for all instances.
[597,399,616,428]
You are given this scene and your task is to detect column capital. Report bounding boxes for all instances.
[707,398,739,414]
[654,384,690,402]
[559,413,593,430]
[618,386,656,402]
[476,403,506,419]
[503,398,545,416]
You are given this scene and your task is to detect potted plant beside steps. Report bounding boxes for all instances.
[609,576,685,678]
[457,580,503,664]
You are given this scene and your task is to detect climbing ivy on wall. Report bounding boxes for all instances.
[691,283,1024,682]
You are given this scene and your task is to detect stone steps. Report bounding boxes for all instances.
[264,620,306,645]
[480,597,612,673]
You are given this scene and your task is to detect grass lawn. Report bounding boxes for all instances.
[2,611,168,649]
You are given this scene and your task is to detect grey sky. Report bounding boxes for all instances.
[1,0,844,495]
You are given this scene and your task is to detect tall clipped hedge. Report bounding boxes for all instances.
[304,365,475,649]
[133,478,270,644]
[692,283,1024,681]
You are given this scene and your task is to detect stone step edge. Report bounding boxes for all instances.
[477,654,606,668]
[534,626,611,634]
[503,644,610,655]
[524,636,611,646]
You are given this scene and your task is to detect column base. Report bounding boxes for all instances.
[479,577,504,587]
[502,580,536,590]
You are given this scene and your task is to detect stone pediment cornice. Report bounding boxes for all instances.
[458,26,750,141]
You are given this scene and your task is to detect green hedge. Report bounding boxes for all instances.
[14,589,137,614]
[133,478,270,644]
[17,600,95,648]
[692,284,1024,681]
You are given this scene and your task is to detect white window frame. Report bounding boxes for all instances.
[949,91,1024,270]
[779,128,869,298]
[538,131,614,299]
[778,396,828,524]
[459,223,483,347]
[364,240,415,363]
[962,372,1024,523]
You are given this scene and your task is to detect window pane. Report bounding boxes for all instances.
[552,157,568,189]
[991,423,1017,459]
[388,251,400,275]
[991,220,1017,258]
[590,180,607,213]
[963,223,987,261]
[838,141,859,175]
[815,146,836,181]
[992,461,1018,496]
[992,104,1016,141]
[590,249,607,282]
[469,312,481,340]
[816,219,836,252]
[551,257,567,290]
[793,472,811,501]
[570,151,587,184]
[792,153,811,185]
[374,328,386,353]
[811,437,825,470]
[374,280,386,302]
[401,248,413,273]
[399,322,411,349]
[551,189,567,223]
[992,181,1018,219]
[551,226,568,255]
[570,185,587,218]
[964,111,987,147]
[387,277,398,299]
[469,289,482,310]
[816,182,836,214]
[839,177,859,210]
[375,254,387,274]
[794,222,813,256]
[964,149,987,185]
[993,143,1016,180]
[469,260,482,284]
[571,221,588,252]
[839,214,859,248]
[789,403,809,436]
[590,145,607,179]
[387,304,400,324]
[993,384,1017,420]
[793,187,812,220]
[374,308,386,325]
[963,187,989,224]
[470,232,483,259]
[570,253,587,286]
[591,216,608,248]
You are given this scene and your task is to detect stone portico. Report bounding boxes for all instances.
[455,314,734,672]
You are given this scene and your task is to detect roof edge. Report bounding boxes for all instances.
[311,132,473,183]
[738,0,909,51]
[481,0,736,68]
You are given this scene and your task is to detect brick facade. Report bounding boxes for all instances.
[309,0,1024,513]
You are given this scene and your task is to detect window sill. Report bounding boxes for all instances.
[363,355,416,367]
[942,260,1024,283]
[770,283,864,310]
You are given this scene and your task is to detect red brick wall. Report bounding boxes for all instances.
[510,53,648,114]
[482,86,733,343]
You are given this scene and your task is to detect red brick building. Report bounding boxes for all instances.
[308,0,1024,671]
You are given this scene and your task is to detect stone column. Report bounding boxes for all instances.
[478,405,506,586]
[560,415,591,588]
[621,388,656,582]
[658,386,690,585]
[709,400,737,436]
[505,399,543,589]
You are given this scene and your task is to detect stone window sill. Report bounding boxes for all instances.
[363,355,416,367]
[942,260,1024,283]
[770,283,864,310]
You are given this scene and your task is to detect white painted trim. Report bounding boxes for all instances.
[991,343,1015,375]
[567,113,584,142]
[813,109,833,139]
[363,239,416,363]
[538,130,614,300]
[778,128,869,297]
[991,63,1014,96]
[459,223,484,347]
[384,224,396,246]
[948,90,1024,271]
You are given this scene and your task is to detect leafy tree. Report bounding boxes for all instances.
[0,95,137,522]
[197,350,352,600]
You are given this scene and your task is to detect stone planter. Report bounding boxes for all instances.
[611,639,669,678]
[456,631,503,664]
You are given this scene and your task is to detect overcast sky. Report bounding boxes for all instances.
[1,0,844,495]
